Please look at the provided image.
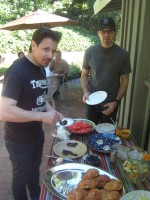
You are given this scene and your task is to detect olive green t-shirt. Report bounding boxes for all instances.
[82,43,131,101]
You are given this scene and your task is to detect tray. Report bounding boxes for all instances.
[44,163,124,200]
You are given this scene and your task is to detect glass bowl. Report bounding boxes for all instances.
[123,147,149,183]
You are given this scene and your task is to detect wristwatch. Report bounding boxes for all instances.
[114,99,121,106]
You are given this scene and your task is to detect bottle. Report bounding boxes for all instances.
[110,149,117,168]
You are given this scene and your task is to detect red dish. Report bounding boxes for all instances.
[67,120,94,134]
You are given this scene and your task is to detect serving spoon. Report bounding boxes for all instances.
[44,155,64,165]
[59,119,67,126]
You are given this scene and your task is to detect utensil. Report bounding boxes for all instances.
[56,118,74,127]
[44,155,59,159]
[44,155,64,165]
[109,117,116,125]
[59,119,67,126]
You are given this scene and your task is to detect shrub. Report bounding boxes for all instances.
[68,64,81,80]
[0,26,99,54]
[0,67,7,76]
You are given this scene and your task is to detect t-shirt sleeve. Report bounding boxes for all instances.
[120,51,132,75]
[63,60,69,73]
[2,70,24,101]
[82,49,91,70]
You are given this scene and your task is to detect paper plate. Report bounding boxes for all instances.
[121,190,150,200]
[53,140,87,159]
[86,91,107,105]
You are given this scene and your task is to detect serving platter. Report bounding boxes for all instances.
[53,140,87,159]
[44,163,124,200]
[88,134,122,153]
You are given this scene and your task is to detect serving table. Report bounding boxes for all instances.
[39,133,150,200]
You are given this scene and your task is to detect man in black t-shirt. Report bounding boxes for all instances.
[81,17,131,125]
[0,28,63,200]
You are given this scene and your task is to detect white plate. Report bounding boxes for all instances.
[86,91,107,105]
[53,140,87,159]
[95,123,116,133]
[56,118,74,127]
[121,190,150,200]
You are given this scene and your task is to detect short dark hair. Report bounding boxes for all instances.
[29,27,62,52]
[18,51,24,58]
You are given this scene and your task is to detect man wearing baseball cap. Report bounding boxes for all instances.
[81,17,132,124]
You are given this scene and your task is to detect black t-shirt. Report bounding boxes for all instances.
[2,57,48,143]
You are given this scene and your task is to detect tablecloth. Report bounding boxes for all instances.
[40,133,150,200]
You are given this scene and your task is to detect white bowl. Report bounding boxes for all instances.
[95,123,116,133]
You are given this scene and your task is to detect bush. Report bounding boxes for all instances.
[0,26,99,54]
[0,67,7,76]
[68,64,81,80]
[0,65,80,80]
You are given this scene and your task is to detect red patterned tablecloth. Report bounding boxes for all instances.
[39,134,150,200]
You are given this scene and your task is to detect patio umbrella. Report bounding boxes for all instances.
[0,10,78,31]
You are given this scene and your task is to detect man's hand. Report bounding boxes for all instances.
[101,102,118,115]
[40,110,64,125]
[83,91,91,103]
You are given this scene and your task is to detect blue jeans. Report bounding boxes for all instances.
[5,134,44,200]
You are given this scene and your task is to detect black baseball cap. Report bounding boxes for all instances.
[99,17,116,32]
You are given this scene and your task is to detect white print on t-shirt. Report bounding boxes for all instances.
[36,91,47,106]
[30,79,48,89]
[32,105,46,112]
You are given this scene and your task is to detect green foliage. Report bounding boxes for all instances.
[0,67,7,76]
[0,65,80,80]
[53,26,99,51]
[68,64,81,80]
[0,26,99,54]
